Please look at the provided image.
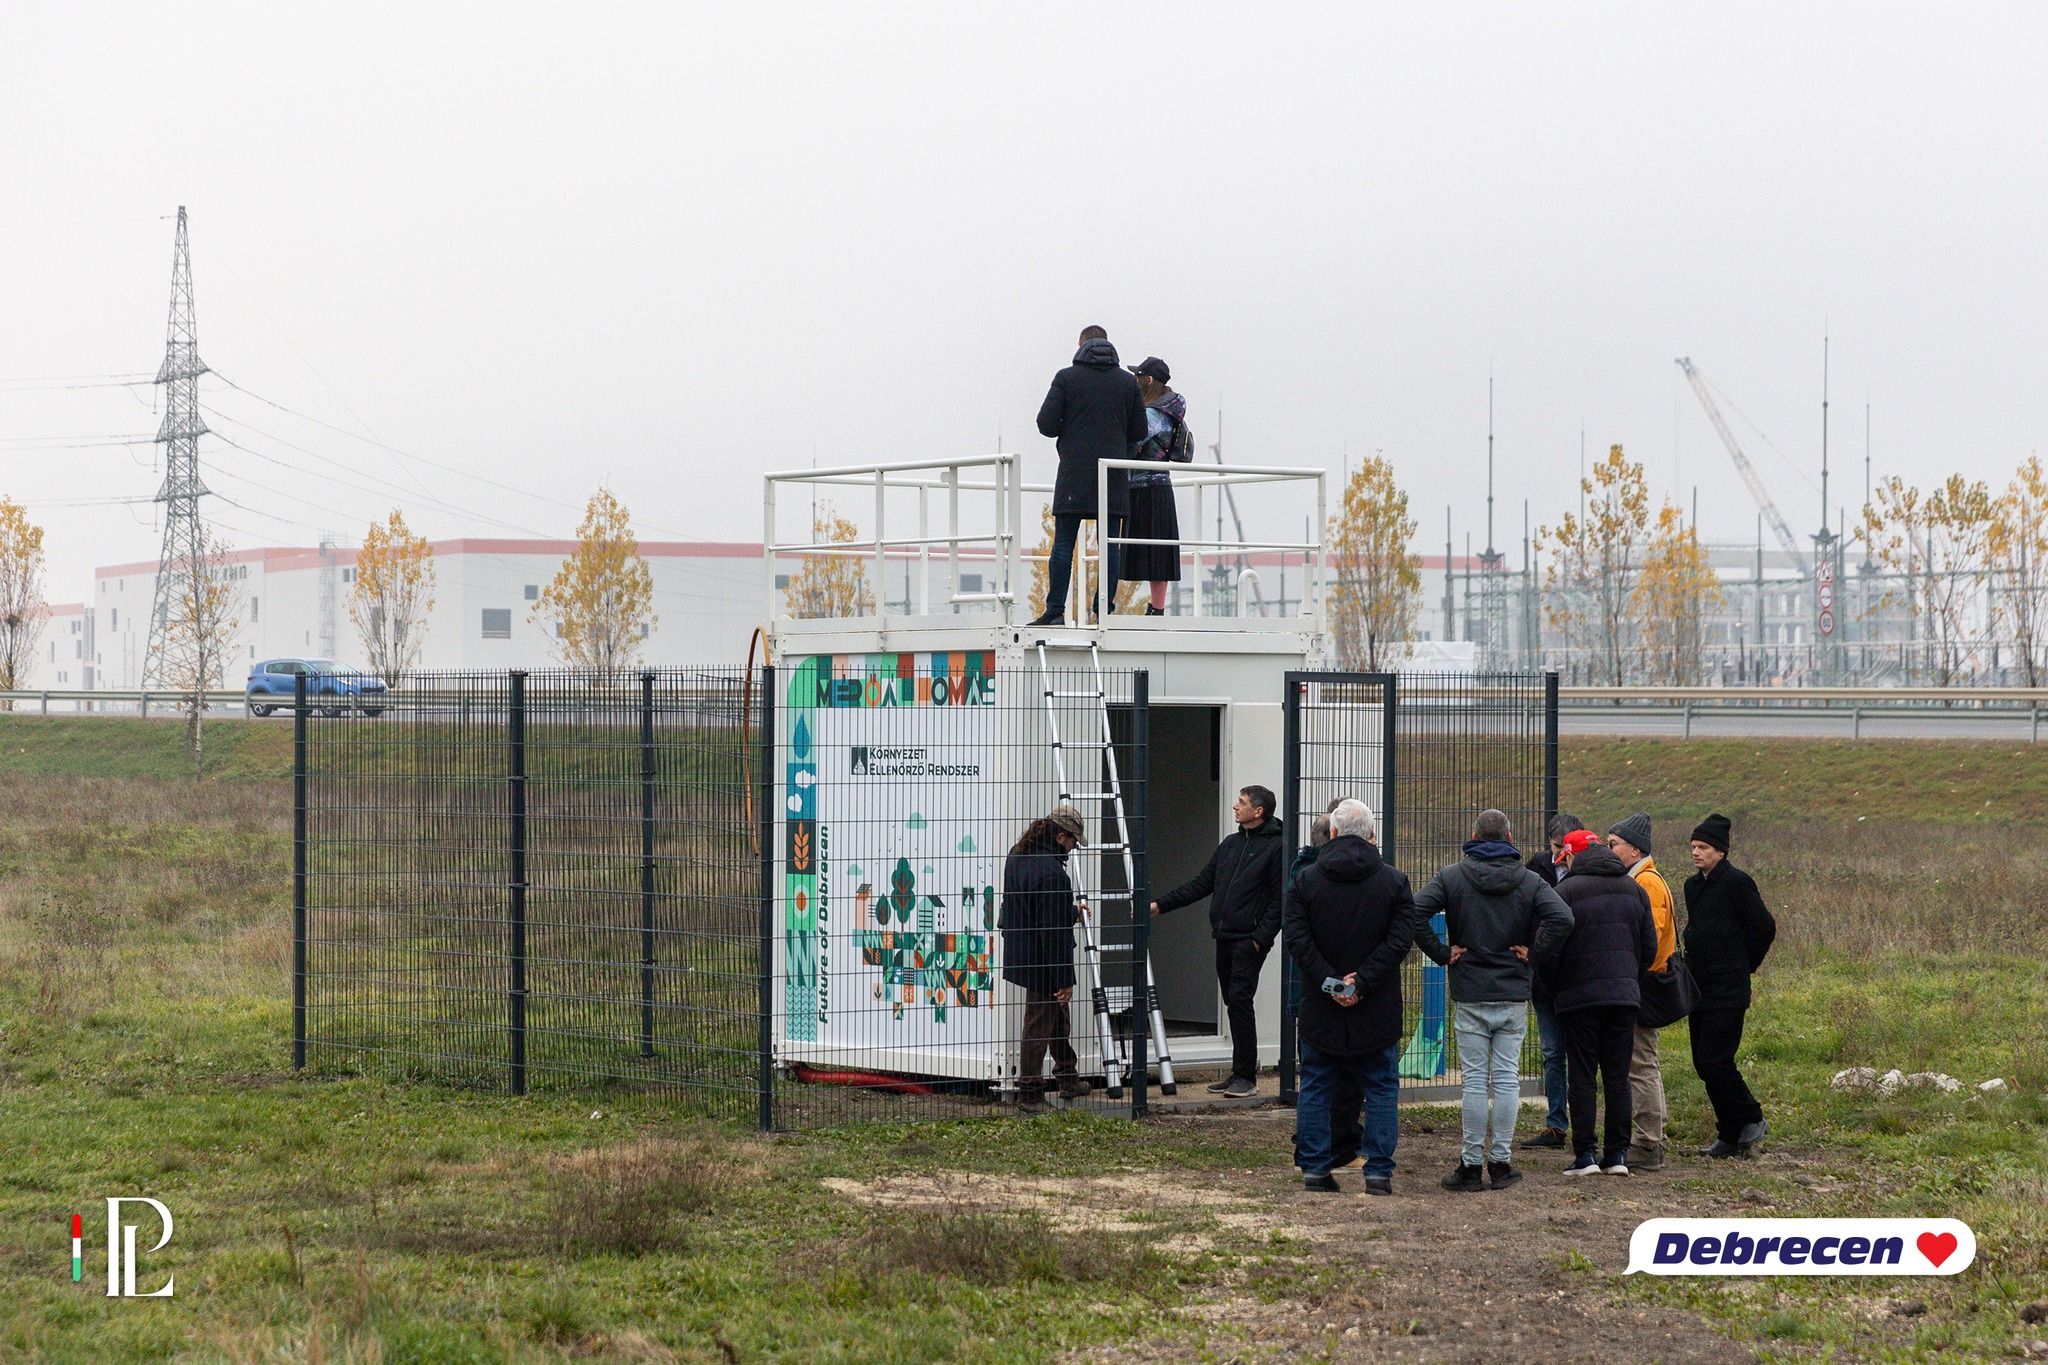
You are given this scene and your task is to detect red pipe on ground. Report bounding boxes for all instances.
[791,1063,935,1096]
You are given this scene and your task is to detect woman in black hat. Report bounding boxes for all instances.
[1123,357,1187,616]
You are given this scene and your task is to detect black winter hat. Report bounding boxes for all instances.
[1607,812,1653,856]
[1690,812,1732,853]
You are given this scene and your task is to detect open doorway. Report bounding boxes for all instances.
[1124,703,1222,1035]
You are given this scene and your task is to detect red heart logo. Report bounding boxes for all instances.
[1916,1232,1958,1268]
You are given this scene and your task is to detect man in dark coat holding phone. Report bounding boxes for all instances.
[1283,798,1415,1194]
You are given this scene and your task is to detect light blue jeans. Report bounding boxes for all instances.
[1454,1001,1528,1166]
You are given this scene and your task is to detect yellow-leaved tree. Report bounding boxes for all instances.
[160,519,243,763]
[1540,444,1650,685]
[1325,455,1420,670]
[1633,504,1725,684]
[0,497,48,705]
[782,503,871,618]
[1026,507,1140,619]
[1862,473,1995,685]
[1990,455,2048,687]
[533,488,656,682]
[349,509,436,688]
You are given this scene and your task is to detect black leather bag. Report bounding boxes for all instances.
[1638,952,1700,1029]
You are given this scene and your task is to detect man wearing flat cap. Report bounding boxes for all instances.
[1000,805,1094,1109]
[1683,813,1778,1157]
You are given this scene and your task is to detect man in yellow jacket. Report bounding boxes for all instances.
[1606,813,1676,1171]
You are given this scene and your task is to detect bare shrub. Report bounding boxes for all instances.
[546,1137,738,1256]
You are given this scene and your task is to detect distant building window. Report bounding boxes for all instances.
[482,609,512,639]
[640,623,651,639]
[524,584,539,601]
[342,568,355,583]
[110,608,118,630]
[773,574,790,590]
[250,597,259,623]
[961,574,983,593]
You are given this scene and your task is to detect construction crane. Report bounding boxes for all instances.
[1675,357,1811,578]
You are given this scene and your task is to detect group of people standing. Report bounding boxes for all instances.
[1029,325,1189,625]
[997,786,1779,1197]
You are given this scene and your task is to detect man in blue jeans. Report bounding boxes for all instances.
[1522,812,1585,1150]
[1413,810,1574,1191]
[1282,799,1415,1194]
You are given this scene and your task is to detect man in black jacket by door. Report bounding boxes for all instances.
[1152,784,1286,1097]
[1683,813,1778,1156]
[1030,325,1148,626]
[1283,798,1415,1193]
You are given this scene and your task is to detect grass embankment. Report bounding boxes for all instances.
[0,719,2043,1360]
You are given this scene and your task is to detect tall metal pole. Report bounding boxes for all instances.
[292,672,308,1070]
[640,672,657,1058]
[756,664,778,1132]
[1128,670,1150,1119]
[142,206,212,691]
[508,671,528,1095]
[1278,674,1302,1107]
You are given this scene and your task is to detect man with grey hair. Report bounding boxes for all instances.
[1284,797,1414,1194]
[1288,798,1362,1173]
[1413,809,1574,1191]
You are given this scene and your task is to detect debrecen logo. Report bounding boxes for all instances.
[73,1197,176,1297]
[1627,1218,1974,1276]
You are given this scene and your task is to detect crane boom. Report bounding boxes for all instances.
[1675,356,1811,578]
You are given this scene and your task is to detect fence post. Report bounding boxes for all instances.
[640,671,657,1059]
[1128,670,1150,1119]
[2034,704,2041,744]
[1852,704,1863,741]
[508,671,528,1096]
[292,672,308,1071]
[1542,672,1560,831]
[1683,701,1694,739]
[756,664,777,1132]
[1278,674,1302,1107]
[1381,673,1400,863]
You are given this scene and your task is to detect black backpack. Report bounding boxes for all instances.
[1167,417,1195,463]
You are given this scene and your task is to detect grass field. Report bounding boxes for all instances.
[0,718,2044,1361]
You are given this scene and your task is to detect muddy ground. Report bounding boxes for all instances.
[826,1107,1894,1363]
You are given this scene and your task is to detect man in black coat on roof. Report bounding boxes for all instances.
[1548,829,1657,1176]
[1152,784,1287,1097]
[1683,812,1778,1156]
[1283,798,1414,1194]
[1030,325,1148,626]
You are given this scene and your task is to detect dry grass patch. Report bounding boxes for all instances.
[547,1135,761,1256]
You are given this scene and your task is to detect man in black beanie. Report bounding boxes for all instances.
[1683,813,1778,1157]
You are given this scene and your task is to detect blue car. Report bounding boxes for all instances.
[246,658,389,717]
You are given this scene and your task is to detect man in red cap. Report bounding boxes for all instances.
[1547,828,1657,1175]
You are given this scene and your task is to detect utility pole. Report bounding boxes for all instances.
[1476,372,1508,670]
[142,206,212,691]
[318,535,338,658]
[1812,334,1840,683]
[1442,506,1455,644]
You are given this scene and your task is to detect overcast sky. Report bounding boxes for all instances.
[4,2,2045,606]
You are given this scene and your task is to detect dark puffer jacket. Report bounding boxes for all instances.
[1036,338,1147,517]
[1683,859,1777,1009]
[1412,839,1575,1003]
[1546,842,1657,1014]
[998,833,1077,995]
[1156,817,1287,947]
[1283,835,1416,1054]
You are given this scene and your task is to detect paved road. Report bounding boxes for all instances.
[1562,707,2043,740]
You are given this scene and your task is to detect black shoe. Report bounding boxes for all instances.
[1735,1118,1768,1151]
[1564,1151,1602,1176]
[1364,1176,1393,1196]
[1440,1163,1486,1193]
[1056,1075,1091,1101]
[1025,611,1063,628]
[1220,1075,1258,1098]
[1699,1139,1743,1158]
[1204,1076,1236,1094]
[1600,1148,1631,1175]
[1520,1126,1568,1150]
[1143,605,1165,616]
[1303,1173,1340,1193]
[1487,1161,1523,1190]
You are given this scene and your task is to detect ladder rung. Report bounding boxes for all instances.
[1062,792,1118,803]
[1077,842,1128,852]
[1045,689,1104,699]
[1054,740,1110,749]
[1081,890,1133,902]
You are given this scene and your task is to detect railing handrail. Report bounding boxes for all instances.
[1559,686,2048,703]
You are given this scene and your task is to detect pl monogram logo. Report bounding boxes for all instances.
[73,1198,176,1298]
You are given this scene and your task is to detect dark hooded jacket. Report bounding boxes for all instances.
[1683,859,1777,1009]
[1546,842,1657,1014]
[1156,817,1287,947]
[1283,835,1416,1054]
[998,832,1078,995]
[1411,839,1575,1003]
[1036,338,1147,517]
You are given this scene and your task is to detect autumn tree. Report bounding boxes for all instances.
[348,509,436,688]
[1861,473,1995,685]
[1325,456,1420,670]
[1990,455,2048,686]
[533,487,656,682]
[1633,504,1725,684]
[157,519,244,763]
[1026,506,1140,620]
[1539,444,1650,685]
[0,497,48,706]
[782,502,871,618]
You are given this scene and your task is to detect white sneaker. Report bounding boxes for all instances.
[1601,1150,1631,1175]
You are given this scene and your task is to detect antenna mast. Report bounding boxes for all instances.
[141,206,214,690]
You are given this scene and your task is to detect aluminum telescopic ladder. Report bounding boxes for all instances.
[1031,636,1178,1098]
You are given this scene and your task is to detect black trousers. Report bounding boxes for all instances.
[1563,1004,1637,1157]
[1690,1002,1764,1142]
[1019,991,1079,1096]
[1217,938,1265,1080]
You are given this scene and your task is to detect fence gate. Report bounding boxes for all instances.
[1279,671,1559,1103]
